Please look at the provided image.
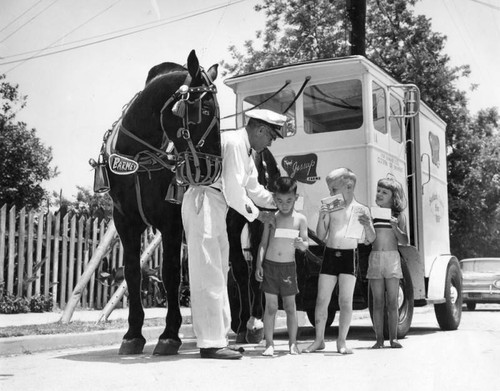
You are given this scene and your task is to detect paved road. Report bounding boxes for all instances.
[1,305,499,391]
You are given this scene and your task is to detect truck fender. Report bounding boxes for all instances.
[426,255,459,303]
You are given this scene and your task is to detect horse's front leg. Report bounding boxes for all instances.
[153,204,183,355]
[116,219,147,355]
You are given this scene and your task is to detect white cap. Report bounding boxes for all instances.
[245,109,287,138]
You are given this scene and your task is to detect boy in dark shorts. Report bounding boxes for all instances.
[304,168,375,354]
[255,177,309,356]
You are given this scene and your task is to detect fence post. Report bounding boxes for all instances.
[83,217,92,308]
[67,216,77,300]
[7,206,16,295]
[89,218,98,309]
[0,205,6,291]
[76,216,85,305]
[26,211,34,299]
[60,220,117,323]
[60,214,69,307]
[52,212,61,309]
[44,212,52,297]
[17,208,26,297]
[35,211,44,295]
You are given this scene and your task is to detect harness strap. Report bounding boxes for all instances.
[196,108,219,149]
[120,123,168,156]
[134,174,152,226]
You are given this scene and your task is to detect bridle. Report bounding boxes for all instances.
[159,68,222,186]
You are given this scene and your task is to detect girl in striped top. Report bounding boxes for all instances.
[368,177,408,349]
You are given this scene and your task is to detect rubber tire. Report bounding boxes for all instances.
[306,308,336,329]
[368,258,414,339]
[466,302,476,311]
[434,260,462,330]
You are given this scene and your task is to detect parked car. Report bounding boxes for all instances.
[460,258,500,310]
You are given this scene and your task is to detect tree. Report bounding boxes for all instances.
[222,0,500,258]
[53,186,113,221]
[0,74,58,209]
[448,108,500,258]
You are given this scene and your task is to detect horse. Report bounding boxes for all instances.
[227,147,281,343]
[95,50,221,355]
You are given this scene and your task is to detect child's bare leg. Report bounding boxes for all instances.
[304,275,336,353]
[370,279,386,348]
[337,274,356,354]
[289,343,300,355]
[386,278,403,348]
[283,295,299,354]
[262,293,278,356]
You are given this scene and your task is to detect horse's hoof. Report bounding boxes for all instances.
[153,339,182,355]
[246,327,264,344]
[118,338,146,355]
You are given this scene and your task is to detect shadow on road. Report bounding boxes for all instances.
[57,322,445,364]
[57,342,201,364]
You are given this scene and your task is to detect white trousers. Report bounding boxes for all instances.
[181,186,231,348]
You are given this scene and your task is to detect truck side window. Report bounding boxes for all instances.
[390,94,403,143]
[372,81,386,134]
[303,79,362,134]
[243,88,297,137]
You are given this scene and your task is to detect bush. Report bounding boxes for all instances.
[29,294,53,313]
[0,293,53,314]
[0,293,29,314]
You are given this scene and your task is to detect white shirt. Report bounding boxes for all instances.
[212,128,275,222]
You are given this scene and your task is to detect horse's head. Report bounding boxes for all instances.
[154,50,221,186]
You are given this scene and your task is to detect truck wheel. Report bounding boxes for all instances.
[368,258,414,339]
[466,302,476,311]
[434,260,462,330]
[306,308,335,329]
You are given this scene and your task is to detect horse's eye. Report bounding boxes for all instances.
[202,109,210,116]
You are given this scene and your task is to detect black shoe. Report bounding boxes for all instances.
[200,347,242,360]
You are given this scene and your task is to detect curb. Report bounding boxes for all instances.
[0,323,197,357]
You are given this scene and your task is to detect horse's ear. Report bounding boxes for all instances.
[187,50,200,79]
[207,64,218,82]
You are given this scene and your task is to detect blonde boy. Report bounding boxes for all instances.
[304,168,375,354]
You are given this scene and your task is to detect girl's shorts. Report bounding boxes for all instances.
[366,251,403,279]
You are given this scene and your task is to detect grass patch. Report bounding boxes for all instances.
[0,317,191,338]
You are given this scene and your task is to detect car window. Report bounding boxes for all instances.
[461,260,500,273]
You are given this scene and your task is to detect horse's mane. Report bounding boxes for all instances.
[145,62,186,85]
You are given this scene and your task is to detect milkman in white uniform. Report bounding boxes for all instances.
[181,109,287,359]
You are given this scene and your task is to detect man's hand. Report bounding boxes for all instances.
[257,211,275,227]
[255,264,264,282]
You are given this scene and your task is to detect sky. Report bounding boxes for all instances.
[1,0,499,201]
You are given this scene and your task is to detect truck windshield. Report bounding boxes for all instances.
[243,88,297,137]
[303,79,362,133]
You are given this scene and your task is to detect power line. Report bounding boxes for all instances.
[0,0,246,67]
[469,0,500,11]
[0,0,43,34]
[0,0,59,44]
[3,0,123,74]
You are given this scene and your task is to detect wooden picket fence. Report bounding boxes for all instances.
[0,204,164,311]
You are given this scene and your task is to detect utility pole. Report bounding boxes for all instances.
[347,0,366,56]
